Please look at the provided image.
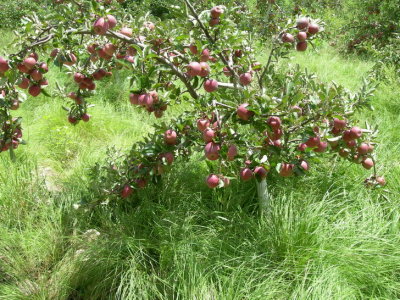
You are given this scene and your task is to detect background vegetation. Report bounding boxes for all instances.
[0,0,399,299]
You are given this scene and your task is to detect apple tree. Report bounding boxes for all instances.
[0,0,385,213]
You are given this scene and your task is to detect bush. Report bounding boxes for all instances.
[0,0,46,28]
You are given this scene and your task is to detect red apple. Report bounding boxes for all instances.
[280,163,294,177]
[0,57,10,73]
[204,142,220,160]
[240,168,253,181]
[297,17,309,29]
[362,158,374,170]
[202,128,215,142]
[121,184,133,198]
[204,79,218,92]
[254,166,268,178]
[164,129,177,145]
[239,72,252,86]
[282,33,295,43]
[211,6,224,18]
[297,32,307,41]
[236,103,254,121]
[206,174,220,188]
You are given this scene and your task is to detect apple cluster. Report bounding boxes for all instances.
[129,91,168,118]
[281,17,320,51]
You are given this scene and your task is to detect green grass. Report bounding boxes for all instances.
[0,38,400,299]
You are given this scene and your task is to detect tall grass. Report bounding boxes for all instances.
[0,36,399,299]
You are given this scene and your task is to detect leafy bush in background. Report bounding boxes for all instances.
[0,0,46,28]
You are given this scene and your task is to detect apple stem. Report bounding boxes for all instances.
[256,178,269,215]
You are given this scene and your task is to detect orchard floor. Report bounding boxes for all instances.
[1,37,400,299]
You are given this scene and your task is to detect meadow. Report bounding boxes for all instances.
[0,27,400,299]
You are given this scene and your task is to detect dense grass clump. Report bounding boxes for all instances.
[0,29,399,299]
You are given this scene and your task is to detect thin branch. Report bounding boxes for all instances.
[183,0,215,43]
[183,0,238,80]
[258,47,275,90]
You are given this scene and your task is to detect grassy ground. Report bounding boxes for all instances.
[0,31,399,299]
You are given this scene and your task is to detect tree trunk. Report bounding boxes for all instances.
[256,178,269,215]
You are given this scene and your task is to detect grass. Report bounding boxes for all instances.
[0,32,400,299]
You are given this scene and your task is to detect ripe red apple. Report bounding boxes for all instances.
[202,128,215,142]
[187,62,201,77]
[143,21,155,31]
[362,158,374,170]
[349,126,362,139]
[297,32,307,41]
[204,142,220,160]
[297,17,309,29]
[211,6,224,18]
[104,43,117,56]
[367,144,374,153]
[305,136,320,148]
[30,69,43,81]
[18,77,30,89]
[357,143,369,155]
[64,53,77,66]
[93,17,109,35]
[333,118,346,130]
[17,63,29,73]
[68,115,77,124]
[120,27,133,37]
[266,128,283,141]
[199,62,210,77]
[162,152,174,165]
[189,44,198,55]
[121,184,133,198]
[296,41,308,51]
[254,166,268,178]
[282,33,294,43]
[210,18,220,27]
[50,48,60,58]
[200,49,210,62]
[106,14,117,29]
[0,57,10,73]
[227,144,238,161]
[236,103,254,121]
[204,79,218,92]
[376,176,386,186]
[240,168,253,181]
[222,177,230,187]
[206,174,220,188]
[297,143,307,151]
[308,23,319,35]
[23,57,37,70]
[28,52,38,60]
[87,43,98,54]
[239,72,252,86]
[280,163,294,177]
[346,140,357,148]
[82,113,91,122]
[164,129,177,145]
[197,118,210,131]
[314,141,328,153]
[300,160,309,171]
[267,116,281,130]
[149,91,159,103]
[39,63,48,73]
[28,85,41,97]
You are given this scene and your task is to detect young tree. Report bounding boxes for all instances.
[0,0,385,213]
